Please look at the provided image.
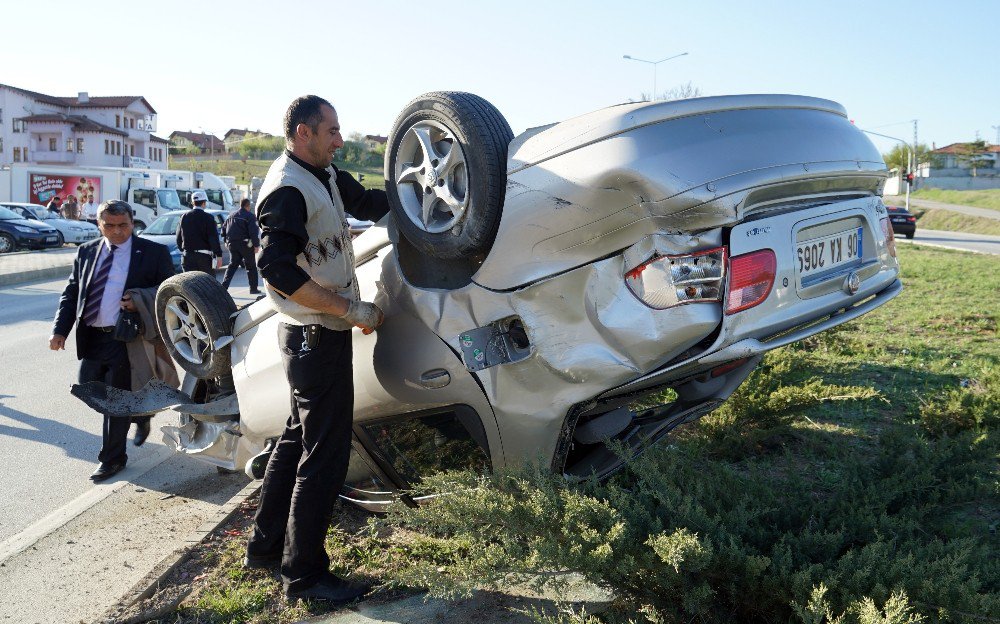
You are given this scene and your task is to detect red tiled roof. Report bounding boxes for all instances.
[932,142,1000,154]
[19,113,127,136]
[169,131,224,150]
[364,134,388,143]
[0,84,156,114]
[149,134,170,144]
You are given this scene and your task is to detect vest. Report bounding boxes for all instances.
[256,153,358,331]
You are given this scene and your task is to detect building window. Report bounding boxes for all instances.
[0,108,3,124]
[48,137,56,151]
[116,141,121,155]
[116,115,121,128]
[0,138,3,152]
[13,147,21,162]
[129,144,134,156]
[12,119,26,133]
[130,118,135,129]
[66,138,73,152]
[105,140,109,154]
[76,139,84,154]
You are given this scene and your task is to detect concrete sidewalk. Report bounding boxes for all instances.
[0,246,76,287]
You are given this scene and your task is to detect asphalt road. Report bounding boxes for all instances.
[897,228,1000,255]
[0,270,261,623]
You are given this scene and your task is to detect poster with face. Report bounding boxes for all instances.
[29,174,102,205]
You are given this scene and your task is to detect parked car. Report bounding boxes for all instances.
[78,92,902,512]
[886,205,916,239]
[1,202,101,246]
[138,209,231,273]
[0,205,62,253]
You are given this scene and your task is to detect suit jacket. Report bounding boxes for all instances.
[53,234,175,359]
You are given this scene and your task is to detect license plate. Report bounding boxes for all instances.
[45,236,57,242]
[796,227,862,279]
[891,217,907,223]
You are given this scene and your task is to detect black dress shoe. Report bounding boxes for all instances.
[133,420,151,447]
[248,289,261,295]
[243,552,282,569]
[90,462,126,482]
[286,573,372,603]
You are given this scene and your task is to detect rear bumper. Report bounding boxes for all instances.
[16,231,61,249]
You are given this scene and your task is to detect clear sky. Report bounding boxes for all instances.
[3,0,997,155]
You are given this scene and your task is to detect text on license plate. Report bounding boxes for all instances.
[796,227,862,277]
[45,237,56,242]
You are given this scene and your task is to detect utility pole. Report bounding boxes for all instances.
[992,125,1000,147]
[911,119,919,189]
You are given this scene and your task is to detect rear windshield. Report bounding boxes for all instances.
[143,214,182,235]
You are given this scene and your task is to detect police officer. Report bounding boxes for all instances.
[221,198,261,294]
[176,190,222,273]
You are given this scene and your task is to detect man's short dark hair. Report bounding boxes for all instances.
[283,95,333,142]
[241,198,251,209]
[97,200,134,222]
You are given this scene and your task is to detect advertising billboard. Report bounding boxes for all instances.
[29,173,102,205]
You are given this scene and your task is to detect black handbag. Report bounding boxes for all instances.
[113,309,143,342]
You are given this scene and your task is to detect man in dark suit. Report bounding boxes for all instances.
[177,190,222,273]
[50,200,175,482]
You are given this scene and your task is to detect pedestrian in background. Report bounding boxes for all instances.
[62,194,80,220]
[221,198,261,294]
[46,195,63,215]
[81,195,99,225]
[49,200,175,482]
[176,190,222,273]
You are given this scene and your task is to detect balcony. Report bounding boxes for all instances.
[32,150,77,164]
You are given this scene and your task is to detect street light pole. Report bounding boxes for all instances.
[623,52,689,101]
[861,128,912,212]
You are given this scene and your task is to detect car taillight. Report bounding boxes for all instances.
[725,249,776,314]
[906,216,916,223]
[625,247,726,309]
[880,217,896,257]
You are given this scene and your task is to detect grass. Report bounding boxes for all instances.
[167,244,998,623]
[166,157,386,190]
[911,188,1000,212]
[913,208,1000,236]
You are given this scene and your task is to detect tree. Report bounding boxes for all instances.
[236,135,285,159]
[953,139,993,177]
[629,82,703,103]
[881,143,933,171]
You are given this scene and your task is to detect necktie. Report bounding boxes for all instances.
[82,244,118,326]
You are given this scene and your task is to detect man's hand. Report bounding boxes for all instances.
[342,300,384,335]
[120,293,137,312]
[49,334,66,350]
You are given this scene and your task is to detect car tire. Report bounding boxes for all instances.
[385,91,514,259]
[55,232,65,247]
[906,232,914,239]
[156,272,237,380]
[0,233,14,254]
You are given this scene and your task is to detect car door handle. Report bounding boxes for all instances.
[418,369,451,389]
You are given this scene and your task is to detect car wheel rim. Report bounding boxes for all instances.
[0,237,11,253]
[163,295,212,365]
[394,119,470,234]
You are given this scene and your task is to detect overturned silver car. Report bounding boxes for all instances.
[109,93,902,510]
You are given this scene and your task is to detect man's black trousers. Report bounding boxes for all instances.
[181,252,213,273]
[77,326,151,466]
[247,323,354,592]
[221,242,258,290]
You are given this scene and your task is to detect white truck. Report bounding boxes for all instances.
[0,164,234,232]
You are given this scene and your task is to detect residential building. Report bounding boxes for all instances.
[364,134,387,150]
[908,142,1000,191]
[222,128,274,152]
[168,131,224,155]
[0,83,167,168]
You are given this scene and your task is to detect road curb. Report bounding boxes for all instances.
[0,264,72,287]
[97,477,261,623]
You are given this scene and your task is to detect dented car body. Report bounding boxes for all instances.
[99,94,900,510]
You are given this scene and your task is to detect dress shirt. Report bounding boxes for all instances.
[82,202,99,219]
[91,236,132,327]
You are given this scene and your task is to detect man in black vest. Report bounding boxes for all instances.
[221,198,261,294]
[50,200,174,481]
[176,190,222,273]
